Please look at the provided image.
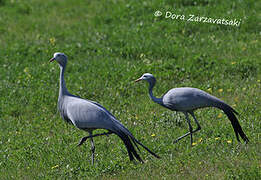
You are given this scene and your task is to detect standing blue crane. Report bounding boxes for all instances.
[135,73,249,145]
[49,53,160,164]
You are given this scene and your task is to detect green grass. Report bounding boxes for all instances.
[0,0,260,179]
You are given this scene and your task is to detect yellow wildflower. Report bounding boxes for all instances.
[192,142,197,146]
[231,62,236,65]
[215,137,220,140]
[227,140,232,144]
[151,134,156,137]
[23,67,29,73]
[218,113,223,118]
[207,88,212,93]
[49,37,56,45]
[51,165,59,169]
[218,89,223,93]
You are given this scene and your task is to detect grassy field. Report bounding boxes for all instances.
[0,0,260,179]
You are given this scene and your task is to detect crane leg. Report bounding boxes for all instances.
[186,112,193,145]
[173,112,194,145]
[190,111,201,132]
[90,133,95,165]
[77,131,113,146]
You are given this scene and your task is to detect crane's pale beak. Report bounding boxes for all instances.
[49,57,55,62]
[135,78,142,82]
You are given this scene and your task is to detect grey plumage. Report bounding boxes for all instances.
[50,53,160,164]
[135,73,249,145]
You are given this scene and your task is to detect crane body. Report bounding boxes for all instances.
[135,73,249,145]
[50,53,160,164]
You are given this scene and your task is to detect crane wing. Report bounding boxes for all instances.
[64,96,117,130]
[162,87,221,111]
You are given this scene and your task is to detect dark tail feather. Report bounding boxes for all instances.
[115,122,160,159]
[130,137,160,159]
[113,129,144,163]
[221,105,249,143]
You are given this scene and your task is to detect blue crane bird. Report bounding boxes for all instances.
[49,53,160,164]
[135,73,249,145]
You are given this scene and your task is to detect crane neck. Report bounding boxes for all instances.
[148,80,163,105]
[59,64,69,97]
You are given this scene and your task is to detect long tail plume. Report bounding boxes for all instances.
[220,104,249,143]
[116,122,160,158]
[113,128,144,162]
[112,121,160,162]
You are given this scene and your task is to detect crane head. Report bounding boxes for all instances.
[135,73,155,83]
[49,52,67,66]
